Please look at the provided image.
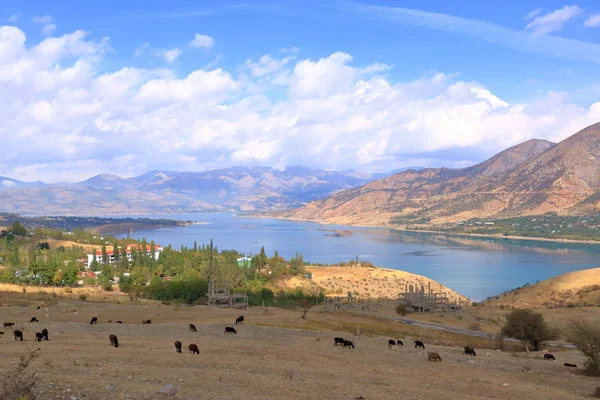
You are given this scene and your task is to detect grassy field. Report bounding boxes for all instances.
[0,290,598,400]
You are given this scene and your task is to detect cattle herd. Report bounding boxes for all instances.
[1,309,577,369]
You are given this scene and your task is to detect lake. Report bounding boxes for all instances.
[118,213,600,301]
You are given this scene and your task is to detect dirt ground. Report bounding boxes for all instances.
[0,296,597,400]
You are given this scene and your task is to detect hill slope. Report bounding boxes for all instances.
[274,123,600,226]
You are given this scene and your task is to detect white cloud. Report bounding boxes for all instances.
[32,15,52,24]
[42,24,57,36]
[134,42,150,57]
[8,15,18,23]
[279,47,299,54]
[0,25,599,182]
[160,48,182,63]
[525,5,583,36]
[585,14,600,27]
[189,33,215,48]
[525,8,543,20]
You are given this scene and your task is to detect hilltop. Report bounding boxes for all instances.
[272,123,600,228]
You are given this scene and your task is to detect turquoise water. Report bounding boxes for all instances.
[118,213,600,301]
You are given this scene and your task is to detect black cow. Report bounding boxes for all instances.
[109,334,119,348]
[90,317,98,325]
[189,324,197,332]
[189,344,200,354]
[13,330,23,341]
[464,346,476,356]
[397,340,404,346]
[224,327,237,334]
[174,341,182,353]
[116,321,123,324]
[29,317,38,322]
[334,337,345,346]
[544,353,555,361]
[142,320,151,324]
[35,332,43,342]
[37,306,41,310]
[388,339,396,348]
[343,340,355,349]
[414,341,425,349]
[41,328,49,341]
[235,316,244,324]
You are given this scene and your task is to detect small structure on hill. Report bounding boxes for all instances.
[398,282,462,313]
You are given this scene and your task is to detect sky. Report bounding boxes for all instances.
[1,0,600,183]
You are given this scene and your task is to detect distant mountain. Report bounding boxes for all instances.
[370,167,424,180]
[272,123,600,226]
[0,176,45,189]
[0,166,384,215]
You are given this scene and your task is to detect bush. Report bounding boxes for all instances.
[395,303,409,316]
[501,309,558,351]
[0,347,40,400]
[469,322,481,331]
[79,294,87,301]
[567,319,600,376]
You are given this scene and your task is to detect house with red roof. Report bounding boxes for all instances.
[86,243,163,269]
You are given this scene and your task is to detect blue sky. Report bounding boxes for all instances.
[1,1,600,182]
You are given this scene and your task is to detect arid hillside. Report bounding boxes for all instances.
[274,123,600,226]
[482,267,600,309]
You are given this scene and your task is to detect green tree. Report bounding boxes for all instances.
[131,266,151,285]
[395,303,409,316]
[567,319,600,376]
[113,243,119,262]
[10,221,27,236]
[101,244,108,265]
[501,309,558,351]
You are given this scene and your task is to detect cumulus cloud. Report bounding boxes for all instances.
[189,33,215,48]
[0,25,599,182]
[41,23,57,35]
[585,13,600,27]
[525,5,583,36]
[160,48,182,63]
[135,43,182,63]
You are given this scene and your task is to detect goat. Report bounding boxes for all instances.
[544,353,555,361]
[564,363,577,368]
[189,344,199,354]
[13,330,23,341]
[343,340,355,349]
[142,319,151,324]
[109,334,119,348]
[235,316,244,324]
[174,341,182,353]
[396,340,403,346]
[388,339,396,348]
[90,317,98,325]
[3,322,15,328]
[414,340,425,349]
[334,337,345,346]
[224,327,237,334]
[29,317,38,322]
[428,352,442,362]
[41,328,49,341]
[189,324,197,332]
[464,346,476,356]
[35,332,43,342]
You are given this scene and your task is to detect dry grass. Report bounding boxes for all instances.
[0,347,40,400]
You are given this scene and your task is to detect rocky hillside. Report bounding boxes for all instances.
[274,123,600,226]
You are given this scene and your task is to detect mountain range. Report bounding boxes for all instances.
[273,123,600,226]
[0,166,410,216]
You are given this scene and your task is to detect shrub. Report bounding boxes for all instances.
[567,320,600,376]
[469,322,481,331]
[63,287,72,294]
[501,309,558,351]
[395,303,409,316]
[79,294,87,301]
[0,347,40,400]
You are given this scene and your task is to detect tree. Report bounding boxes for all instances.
[300,298,314,320]
[10,221,27,236]
[501,309,558,351]
[131,266,151,285]
[395,302,409,316]
[101,244,108,265]
[113,244,119,262]
[567,319,600,376]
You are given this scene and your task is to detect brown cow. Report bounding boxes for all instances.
[4,322,15,328]
[174,341,182,353]
[189,324,197,332]
[109,334,119,348]
[428,352,442,362]
[189,344,199,354]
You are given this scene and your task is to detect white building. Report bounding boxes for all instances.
[86,243,163,269]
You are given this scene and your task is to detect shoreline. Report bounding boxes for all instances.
[247,214,600,245]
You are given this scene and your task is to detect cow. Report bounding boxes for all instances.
[142,320,151,324]
[544,354,556,361]
[174,341,182,353]
[564,363,577,368]
[414,341,425,349]
[29,317,38,322]
[3,322,15,328]
[90,317,98,325]
[235,316,244,324]
[334,337,345,346]
[396,340,404,346]
[109,334,119,348]
[36,306,41,310]
[41,328,49,341]
[189,324,197,332]
[224,327,237,334]
[428,352,442,362]
[388,339,396,348]
[343,340,355,349]
[116,321,123,324]
[464,346,476,356]
[35,332,43,342]
[189,344,200,354]
[13,330,23,341]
